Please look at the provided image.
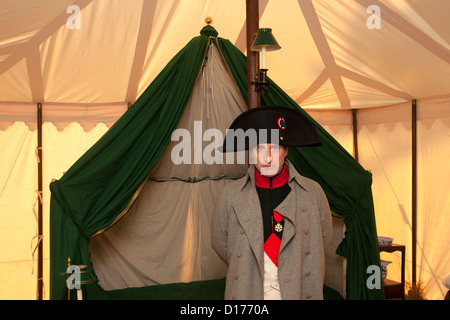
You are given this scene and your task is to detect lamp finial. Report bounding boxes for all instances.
[205,16,213,25]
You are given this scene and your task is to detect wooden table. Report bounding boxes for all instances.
[379,243,405,299]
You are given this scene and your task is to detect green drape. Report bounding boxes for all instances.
[50,27,382,300]
[49,34,210,300]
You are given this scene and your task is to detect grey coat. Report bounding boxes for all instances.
[211,161,332,300]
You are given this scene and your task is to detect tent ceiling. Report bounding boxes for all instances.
[0,0,449,118]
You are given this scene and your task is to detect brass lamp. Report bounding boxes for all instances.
[250,28,281,93]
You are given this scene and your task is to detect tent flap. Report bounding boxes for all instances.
[49,33,210,299]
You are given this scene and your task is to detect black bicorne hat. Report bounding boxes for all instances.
[220,105,322,152]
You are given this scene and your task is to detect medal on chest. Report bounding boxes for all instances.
[272,211,284,234]
[274,221,283,233]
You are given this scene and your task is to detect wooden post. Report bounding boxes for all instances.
[37,102,43,300]
[411,99,417,285]
[352,109,359,162]
[246,0,259,109]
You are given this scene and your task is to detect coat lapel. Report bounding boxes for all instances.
[276,161,309,254]
[275,188,297,253]
[232,169,264,274]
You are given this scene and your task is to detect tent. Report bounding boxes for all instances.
[48,24,381,300]
[0,0,449,300]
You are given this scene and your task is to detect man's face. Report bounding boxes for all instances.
[251,143,288,177]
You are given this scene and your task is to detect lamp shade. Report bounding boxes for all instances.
[251,28,281,52]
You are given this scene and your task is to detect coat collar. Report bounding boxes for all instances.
[237,160,310,192]
[254,164,289,188]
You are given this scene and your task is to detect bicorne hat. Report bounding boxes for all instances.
[220,105,322,152]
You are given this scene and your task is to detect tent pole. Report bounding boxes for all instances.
[37,102,43,300]
[352,109,359,162]
[411,99,417,285]
[246,0,259,109]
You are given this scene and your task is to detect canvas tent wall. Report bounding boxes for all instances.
[0,0,449,300]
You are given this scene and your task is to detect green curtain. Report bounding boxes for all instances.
[50,26,382,300]
[49,34,211,300]
[217,37,384,299]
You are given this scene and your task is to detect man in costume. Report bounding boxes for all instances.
[211,105,332,300]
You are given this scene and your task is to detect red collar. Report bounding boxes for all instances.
[255,164,289,188]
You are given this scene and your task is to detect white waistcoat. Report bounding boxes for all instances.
[264,252,282,300]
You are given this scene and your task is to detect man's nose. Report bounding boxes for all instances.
[264,149,272,162]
